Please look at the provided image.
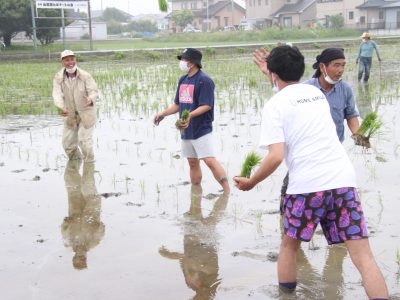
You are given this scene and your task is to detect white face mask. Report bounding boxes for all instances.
[66,65,77,74]
[179,60,191,73]
[323,65,341,85]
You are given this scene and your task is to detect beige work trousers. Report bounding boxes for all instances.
[62,123,94,162]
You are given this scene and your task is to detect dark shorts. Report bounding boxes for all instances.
[281,187,368,245]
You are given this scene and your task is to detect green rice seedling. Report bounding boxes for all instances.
[358,112,383,138]
[140,179,146,200]
[175,109,190,133]
[352,112,383,148]
[240,151,263,178]
[125,176,130,194]
[255,209,263,232]
[396,249,400,266]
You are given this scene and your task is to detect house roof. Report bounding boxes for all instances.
[194,0,245,18]
[357,0,399,9]
[382,1,400,8]
[272,0,315,17]
[65,20,106,27]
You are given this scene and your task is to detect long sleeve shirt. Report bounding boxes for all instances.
[357,40,381,60]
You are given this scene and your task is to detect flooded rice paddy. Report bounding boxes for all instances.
[0,45,399,299]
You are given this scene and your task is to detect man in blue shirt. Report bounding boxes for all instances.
[307,47,360,142]
[356,32,381,83]
[153,48,230,194]
[254,47,359,143]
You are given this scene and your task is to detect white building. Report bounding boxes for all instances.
[61,20,107,40]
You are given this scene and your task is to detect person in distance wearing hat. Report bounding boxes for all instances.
[356,32,381,83]
[53,50,99,162]
[153,48,230,194]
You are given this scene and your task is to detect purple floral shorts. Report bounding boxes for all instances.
[281,187,368,245]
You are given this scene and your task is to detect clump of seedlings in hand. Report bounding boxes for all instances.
[175,109,190,133]
[240,151,263,178]
[352,112,383,148]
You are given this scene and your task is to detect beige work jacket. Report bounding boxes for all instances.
[53,67,99,129]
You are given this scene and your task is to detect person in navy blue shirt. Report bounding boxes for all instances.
[154,48,230,194]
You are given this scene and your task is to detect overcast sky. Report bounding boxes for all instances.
[90,0,245,16]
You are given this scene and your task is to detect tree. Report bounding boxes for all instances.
[107,20,123,35]
[125,20,159,33]
[102,7,130,23]
[0,0,31,47]
[27,9,73,45]
[158,0,168,12]
[329,14,344,30]
[171,10,193,29]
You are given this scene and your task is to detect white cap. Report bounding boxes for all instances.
[60,49,75,59]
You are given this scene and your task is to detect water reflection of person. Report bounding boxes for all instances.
[159,185,228,299]
[287,246,347,300]
[61,160,105,270]
[278,220,347,299]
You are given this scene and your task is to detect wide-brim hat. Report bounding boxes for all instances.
[360,32,371,39]
[61,49,75,59]
[177,48,202,68]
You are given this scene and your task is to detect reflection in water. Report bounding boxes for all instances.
[289,246,347,300]
[277,219,347,299]
[357,83,374,119]
[159,185,228,300]
[61,160,105,270]
[356,82,384,118]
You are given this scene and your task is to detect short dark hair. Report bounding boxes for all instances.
[267,45,305,82]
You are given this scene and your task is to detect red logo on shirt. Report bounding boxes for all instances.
[179,84,194,104]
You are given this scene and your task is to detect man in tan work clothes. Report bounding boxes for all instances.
[53,50,99,162]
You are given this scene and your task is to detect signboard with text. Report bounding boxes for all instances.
[36,1,88,9]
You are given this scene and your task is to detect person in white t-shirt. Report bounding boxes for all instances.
[234,45,388,299]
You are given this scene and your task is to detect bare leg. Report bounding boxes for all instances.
[187,158,202,185]
[202,157,230,194]
[345,239,388,299]
[278,235,301,285]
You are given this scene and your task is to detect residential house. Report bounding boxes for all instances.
[194,0,246,31]
[315,0,365,29]
[61,20,107,40]
[245,0,286,28]
[170,0,217,11]
[245,0,316,28]
[357,0,400,29]
[272,0,316,27]
[168,0,246,32]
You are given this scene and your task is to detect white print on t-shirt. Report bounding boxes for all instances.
[179,84,194,104]
[290,94,325,106]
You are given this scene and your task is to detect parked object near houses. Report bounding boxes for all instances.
[238,20,253,31]
[183,24,201,33]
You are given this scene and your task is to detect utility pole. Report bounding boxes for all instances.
[231,0,234,27]
[87,0,93,50]
[61,8,66,50]
[30,0,37,51]
[206,0,210,32]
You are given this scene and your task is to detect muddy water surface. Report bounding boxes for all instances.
[1,54,400,300]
